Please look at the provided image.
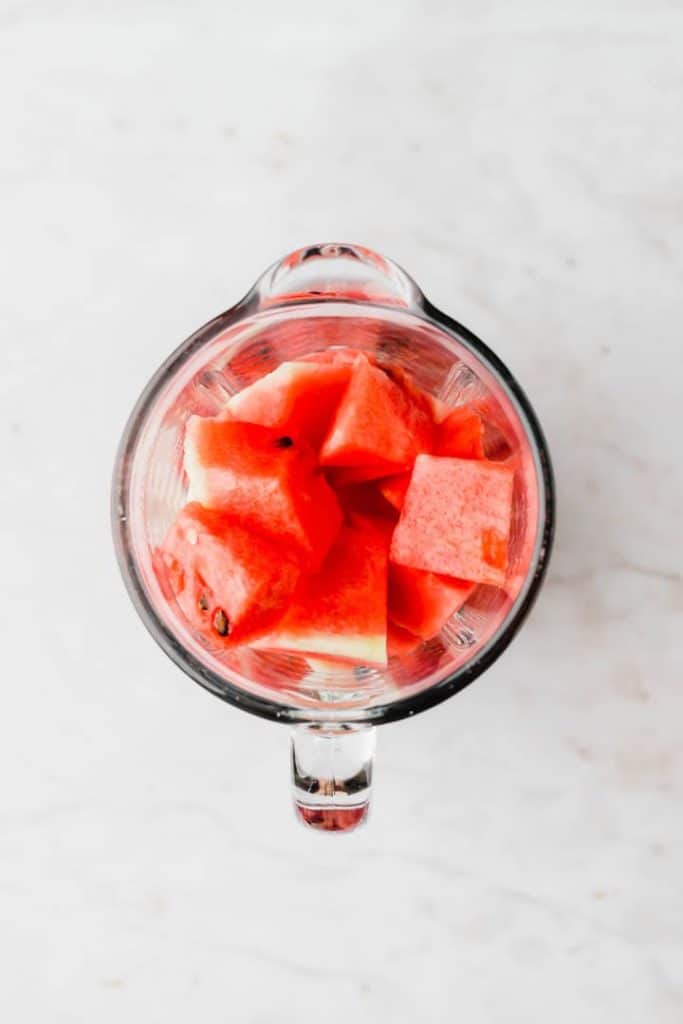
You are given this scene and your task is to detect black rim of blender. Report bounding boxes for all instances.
[112,291,555,728]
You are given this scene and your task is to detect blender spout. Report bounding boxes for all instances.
[249,242,424,310]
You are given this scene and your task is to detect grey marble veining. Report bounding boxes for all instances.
[1,1,682,1021]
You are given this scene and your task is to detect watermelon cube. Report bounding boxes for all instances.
[254,518,392,665]
[226,361,351,448]
[184,417,342,569]
[390,455,514,585]
[389,563,474,639]
[319,358,436,479]
[157,503,302,645]
[436,405,485,460]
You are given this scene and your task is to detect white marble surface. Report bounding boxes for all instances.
[2,1,683,1020]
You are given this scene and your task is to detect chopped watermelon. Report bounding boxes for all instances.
[226,361,351,448]
[157,345,524,673]
[437,405,485,459]
[157,503,302,645]
[387,622,422,659]
[184,418,341,569]
[390,455,514,586]
[253,518,392,665]
[378,472,411,510]
[389,563,475,639]
[319,358,436,478]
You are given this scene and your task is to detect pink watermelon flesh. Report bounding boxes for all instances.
[319,358,436,475]
[390,455,514,586]
[437,405,485,459]
[184,417,342,570]
[157,503,302,646]
[389,563,475,640]
[159,350,518,670]
[253,517,392,665]
[226,361,351,449]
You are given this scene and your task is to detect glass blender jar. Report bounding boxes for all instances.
[112,243,554,831]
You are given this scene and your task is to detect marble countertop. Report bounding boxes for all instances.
[2,1,682,1021]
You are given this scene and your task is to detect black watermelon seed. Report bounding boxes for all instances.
[275,436,294,448]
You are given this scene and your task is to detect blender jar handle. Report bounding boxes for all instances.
[252,242,423,309]
[291,723,376,832]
